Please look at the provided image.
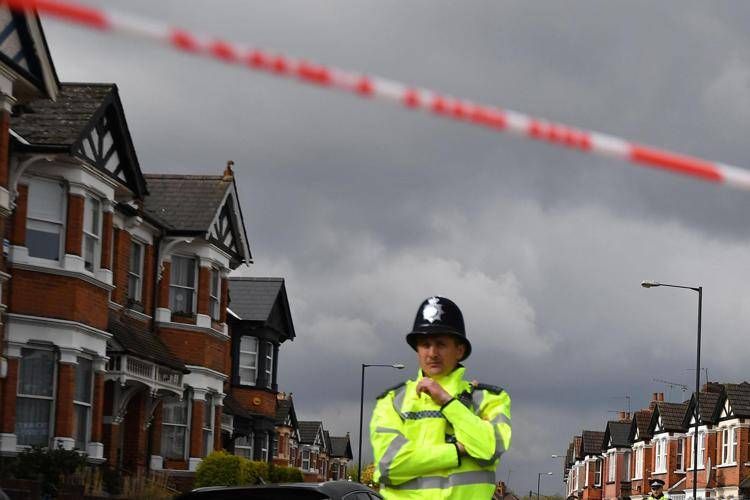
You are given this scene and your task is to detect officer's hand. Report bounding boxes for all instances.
[456,442,467,456]
[415,378,452,405]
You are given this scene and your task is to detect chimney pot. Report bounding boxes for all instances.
[223,160,235,181]
[659,392,664,401]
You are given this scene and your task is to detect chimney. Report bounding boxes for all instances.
[619,411,626,421]
[658,392,664,401]
[649,393,659,410]
[223,160,234,181]
[702,382,723,394]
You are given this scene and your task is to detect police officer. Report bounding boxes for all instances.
[369,296,512,499]
[648,479,668,500]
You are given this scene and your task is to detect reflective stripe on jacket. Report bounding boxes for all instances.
[370,366,512,499]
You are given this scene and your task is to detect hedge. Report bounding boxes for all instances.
[195,452,304,488]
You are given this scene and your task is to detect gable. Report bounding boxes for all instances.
[722,399,733,419]
[0,6,50,94]
[72,91,146,197]
[206,184,252,264]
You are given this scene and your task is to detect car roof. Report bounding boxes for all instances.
[185,480,382,498]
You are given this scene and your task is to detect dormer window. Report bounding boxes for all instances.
[82,195,102,272]
[239,336,258,385]
[26,178,65,261]
[170,256,196,314]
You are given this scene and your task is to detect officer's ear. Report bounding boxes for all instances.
[455,340,465,359]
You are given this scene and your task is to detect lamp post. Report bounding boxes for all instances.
[641,280,702,500]
[357,363,405,482]
[538,472,553,500]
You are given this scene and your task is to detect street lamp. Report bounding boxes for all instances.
[537,472,553,500]
[357,363,405,482]
[641,280,702,500]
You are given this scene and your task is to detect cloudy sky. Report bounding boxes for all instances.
[41,0,750,494]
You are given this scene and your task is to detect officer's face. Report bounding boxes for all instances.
[416,335,465,377]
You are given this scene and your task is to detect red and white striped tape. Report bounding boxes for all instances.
[6,0,750,191]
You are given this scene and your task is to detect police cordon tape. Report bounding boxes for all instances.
[6,0,750,191]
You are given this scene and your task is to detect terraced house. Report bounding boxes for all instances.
[563,385,750,500]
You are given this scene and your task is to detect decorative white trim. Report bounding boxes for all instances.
[196,314,211,329]
[156,319,229,340]
[150,455,164,470]
[6,313,111,358]
[0,433,17,453]
[87,442,104,460]
[53,436,75,451]
[188,457,202,471]
[183,365,226,396]
[124,307,152,323]
[155,308,171,323]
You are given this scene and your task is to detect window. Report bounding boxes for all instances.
[302,448,310,470]
[272,434,278,457]
[622,451,631,481]
[82,196,101,272]
[594,459,602,486]
[655,438,667,473]
[127,241,144,302]
[26,178,65,261]
[239,336,258,385]
[161,395,189,459]
[209,268,220,320]
[169,256,196,314]
[290,444,297,466]
[585,461,589,487]
[16,348,56,446]
[260,433,269,462]
[607,452,616,482]
[73,357,93,450]
[332,462,339,480]
[202,395,214,457]
[575,464,580,491]
[691,431,706,469]
[676,438,684,470]
[634,447,643,479]
[722,427,737,464]
[322,459,327,479]
[235,433,253,459]
[264,342,274,389]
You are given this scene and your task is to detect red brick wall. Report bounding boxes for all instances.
[91,372,104,443]
[0,358,18,433]
[142,244,155,315]
[230,387,276,419]
[9,268,109,330]
[64,194,83,256]
[157,326,228,374]
[189,399,204,458]
[213,405,222,452]
[111,228,131,305]
[158,261,171,309]
[197,266,209,316]
[54,363,75,438]
[220,277,228,323]
[10,184,27,246]
[122,391,148,470]
[100,212,113,270]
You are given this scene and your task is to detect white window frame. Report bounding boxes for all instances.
[82,194,102,272]
[209,268,221,320]
[607,452,616,483]
[655,437,667,473]
[676,437,684,471]
[622,451,631,481]
[161,393,190,460]
[594,458,602,486]
[239,336,259,386]
[169,255,197,314]
[302,447,311,470]
[25,178,66,262]
[127,240,144,303]
[690,430,706,469]
[16,347,57,447]
[72,356,93,451]
[261,433,269,462]
[721,427,737,465]
[234,432,254,459]
[633,446,643,480]
[202,395,214,457]
[264,341,273,389]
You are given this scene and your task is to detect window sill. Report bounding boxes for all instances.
[10,248,114,291]
[716,462,737,469]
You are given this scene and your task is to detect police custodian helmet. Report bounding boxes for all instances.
[406,296,472,361]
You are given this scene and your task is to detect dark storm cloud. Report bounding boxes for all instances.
[42,0,750,493]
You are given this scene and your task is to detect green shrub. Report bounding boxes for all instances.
[269,465,303,483]
[194,451,245,488]
[241,460,269,485]
[13,445,87,495]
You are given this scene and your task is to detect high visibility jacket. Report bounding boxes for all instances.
[370,366,511,499]
[648,493,669,500]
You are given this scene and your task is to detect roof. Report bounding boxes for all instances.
[581,430,605,456]
[631,409,653,441]
[329,436,352,459]
[12,82,112,146]
[653,402,690,432]
[323,430,332,454]
[228,278,296,340]
[298,421,322,445]
[695,390,723,424]
[573,435,582,460]
[107,313,186,372]
[142,174,231,232]
[275,398,293,424]
[604,421,632,449]
[724,382,750,417]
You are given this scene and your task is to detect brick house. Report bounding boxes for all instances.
[328,434,352,481]
[629,408,654,498]
[273,393,299,468]
[579,430,605,500]
[298,420,329,482]
[712,383,750,500]
[601,416,632,500]
[222,277,296,463]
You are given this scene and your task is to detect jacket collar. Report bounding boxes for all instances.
[416,364,466,395]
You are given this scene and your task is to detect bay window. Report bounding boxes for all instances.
[264,341,273,389]
[722,427,737,464]
[26,178,65,261]
[73,357,93,450]
[607,452,616,482]
[676,438,684,470]
[302,448,310,470]
[169,256,196,314]
[691,431,705,469]
[234,433,253,459]
[209,268,220,320]
[82,195,101,272]
[655,438,667,472]
[634,447,643,479]
[16,348,56,446]
[127,241,144,303]
[622,451,631,480]
[594,459,601,486]
[239,336,258,385]
[161,394,189,459]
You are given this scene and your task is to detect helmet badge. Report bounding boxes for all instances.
[422,297,444,324]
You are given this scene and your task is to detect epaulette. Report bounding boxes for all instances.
[473,383,504,395]
[377,381,406,400]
